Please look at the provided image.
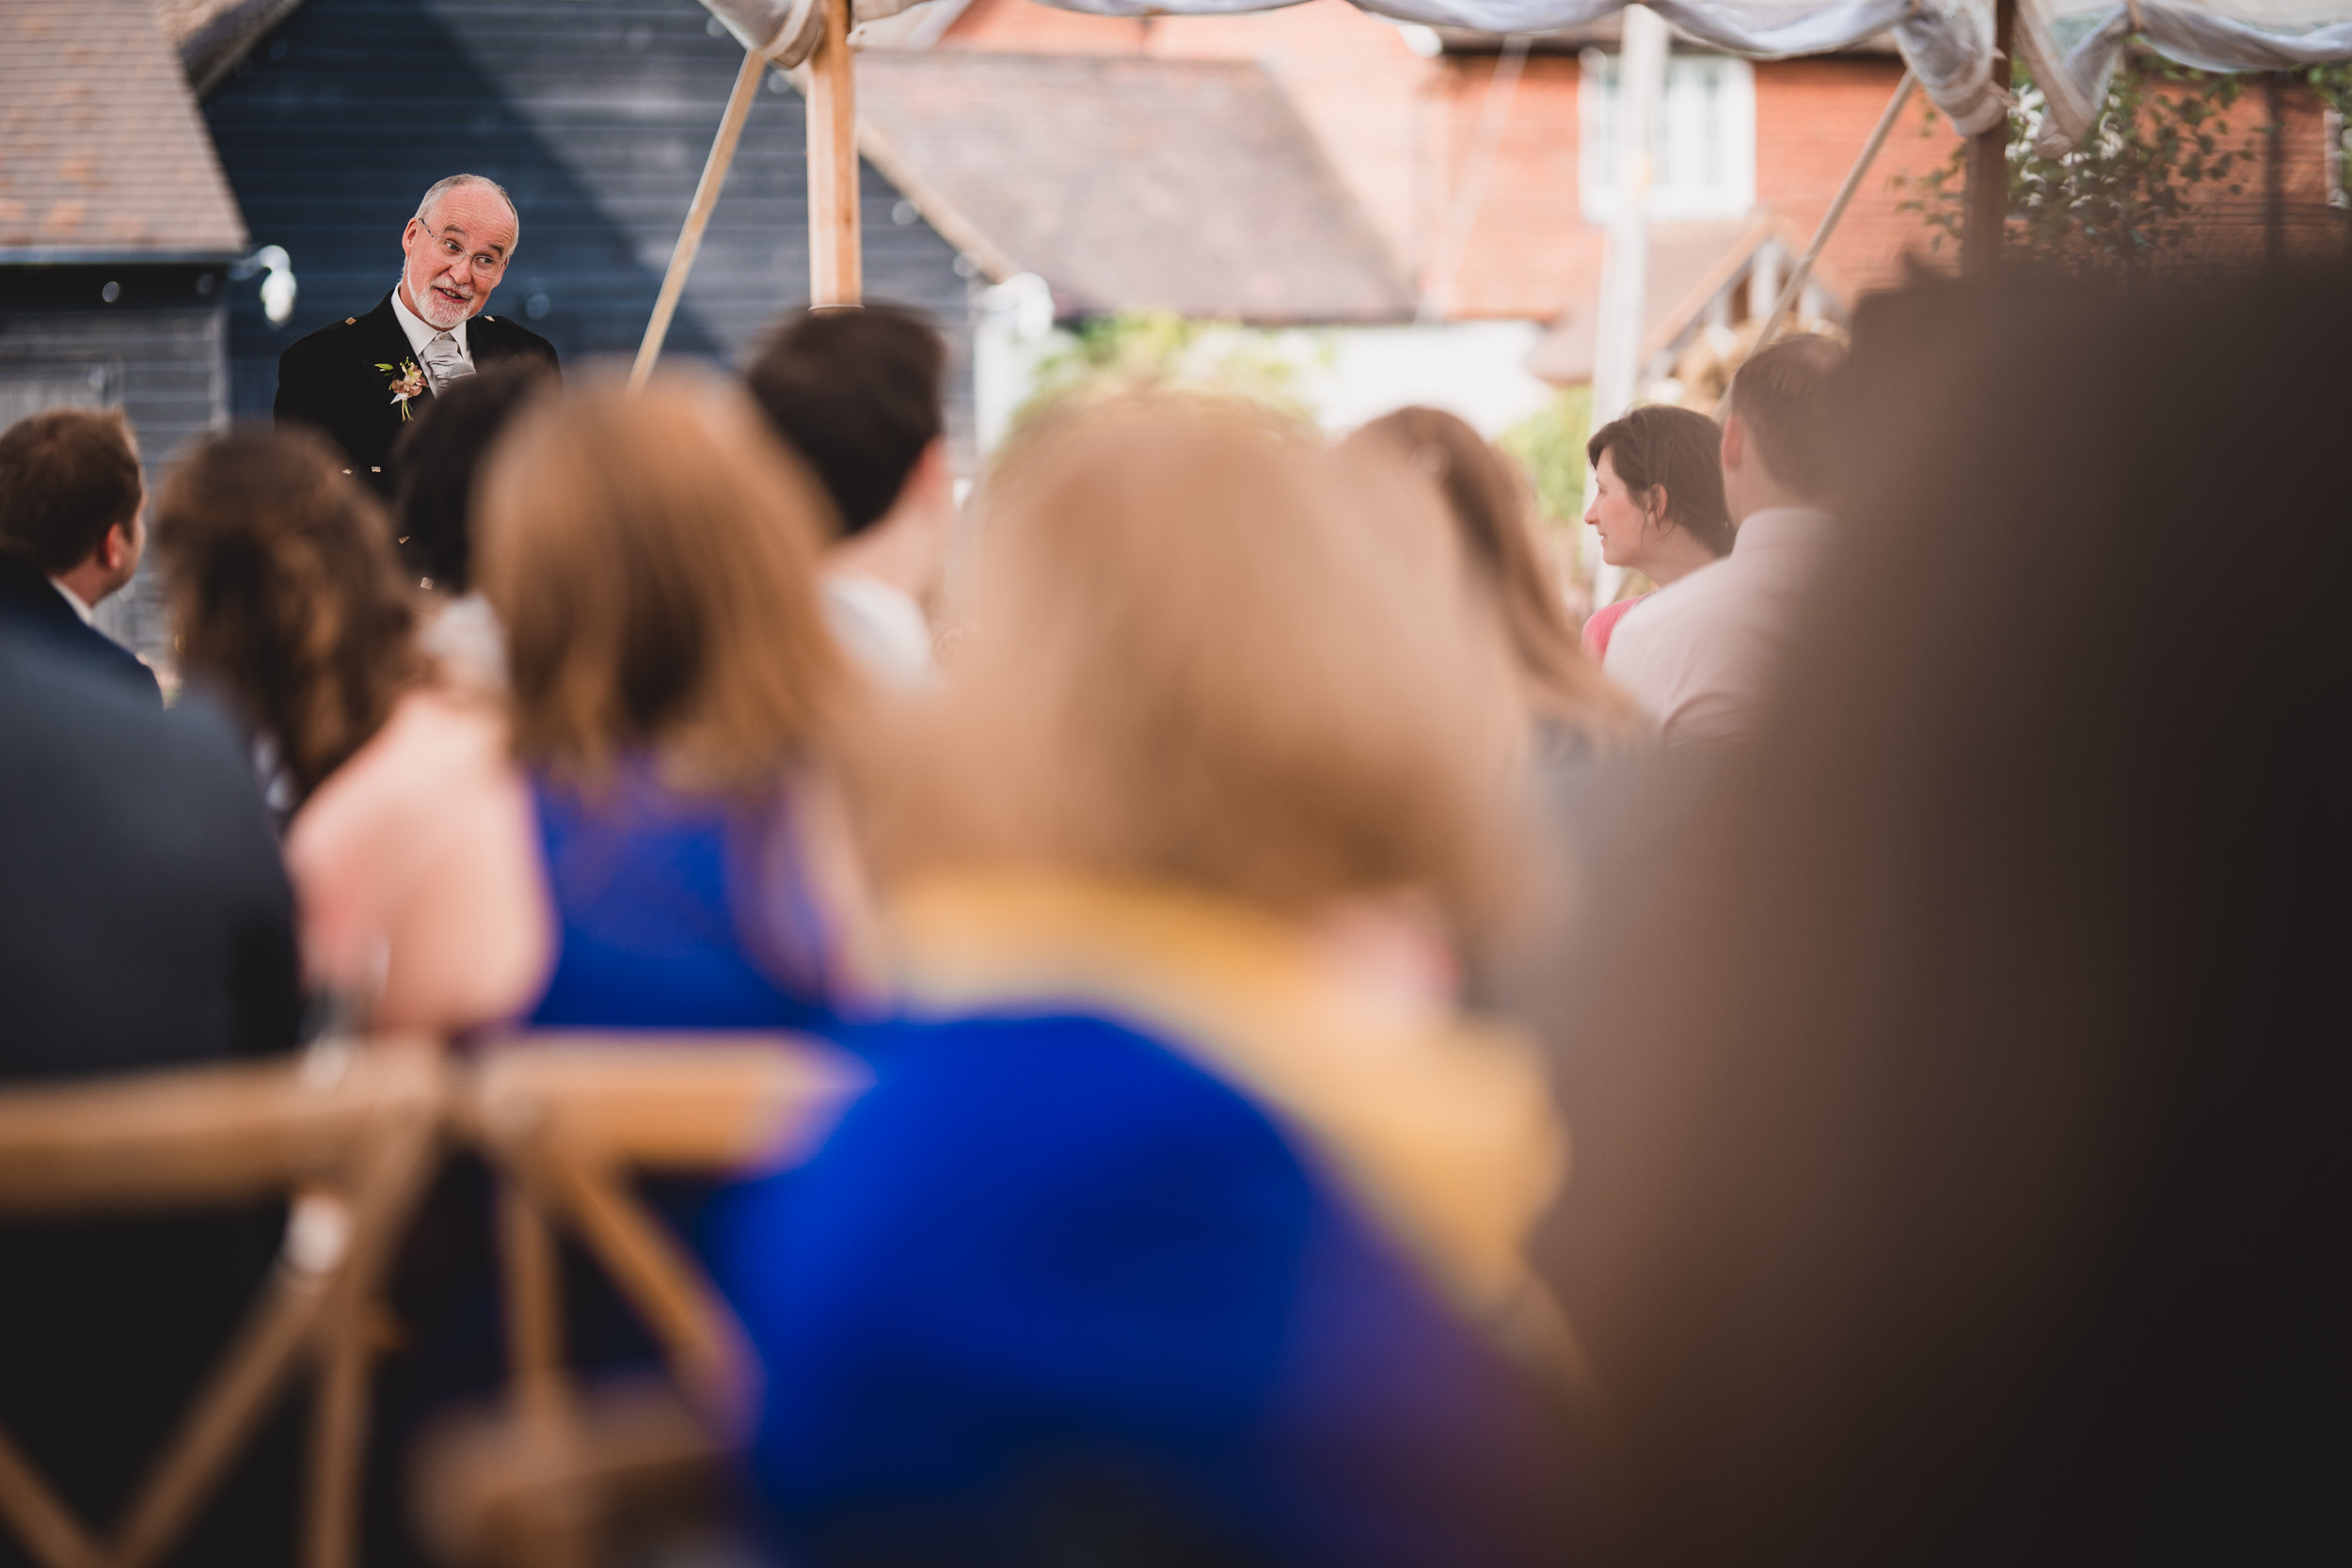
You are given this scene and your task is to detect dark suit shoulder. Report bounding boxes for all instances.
[472,312,560,373]
[278,297,403,374]
[0,555,158,705]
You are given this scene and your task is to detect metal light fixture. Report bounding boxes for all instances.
[230,244,299,326]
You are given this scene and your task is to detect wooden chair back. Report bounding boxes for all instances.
[0,1040,444,1568]
[418,1033,868,1568]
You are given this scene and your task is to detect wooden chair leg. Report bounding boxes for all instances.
[0,1425,98,1568]
[304,1305,371,1568]
[112,1262,332,1568]
[525,1143,756,1434]
[500,1180,569,1431]
[116,1104,439,1568]
[301,1109,442,1568]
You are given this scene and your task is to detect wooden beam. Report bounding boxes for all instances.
[1742,71,1915,377]
[805,0,861,307]
[1963,0,2018,275]
[629,46,767,392]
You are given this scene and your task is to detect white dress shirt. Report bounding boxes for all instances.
[390,286,474,389]
[822,569,934,689]
[1601,506,1836,747]
[49,578,98,626]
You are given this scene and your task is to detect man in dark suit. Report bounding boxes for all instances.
[275,173,557,500]
[0,626,302,1566]
[0,406,160,704]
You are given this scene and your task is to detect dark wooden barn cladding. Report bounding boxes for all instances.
[202,0,974,451]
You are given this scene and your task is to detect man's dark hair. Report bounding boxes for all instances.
[390,361,555,592]
[0,408,144,573]
[1586,404,1735,557]
[1725,334,1847,501]
[743,306,946,538]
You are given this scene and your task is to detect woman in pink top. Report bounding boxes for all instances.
[1580,405,1735,661]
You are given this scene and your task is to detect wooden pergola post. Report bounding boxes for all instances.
[630,47,768,391]
[632,0,862,390]
[805,0,862,307]
[1963,0,2018,275]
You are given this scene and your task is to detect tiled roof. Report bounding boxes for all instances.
[154,0,307,94]
[0,0,247,258]
[856,52,1414,324]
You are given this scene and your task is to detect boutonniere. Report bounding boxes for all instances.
[375,359,427,420]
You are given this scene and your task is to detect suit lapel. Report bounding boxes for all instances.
[360,295,437,419]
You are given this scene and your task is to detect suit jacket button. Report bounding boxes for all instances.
[371,466,381,472]
[345,317,356,325]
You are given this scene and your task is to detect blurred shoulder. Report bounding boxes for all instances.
[289,686,511,855]
[1605,560,1727,660]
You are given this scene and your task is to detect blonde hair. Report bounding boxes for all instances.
[473,373,845,793]
[865,393,1518,923]
[1348,406,1639,744]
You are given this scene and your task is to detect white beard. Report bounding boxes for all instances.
[413,281,472,331]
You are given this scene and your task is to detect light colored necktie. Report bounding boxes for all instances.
[420,332,472,392]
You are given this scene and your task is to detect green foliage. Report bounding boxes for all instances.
[1895,52,2263,270]
[1498,386,1594,528]
[1014,309,1322,429]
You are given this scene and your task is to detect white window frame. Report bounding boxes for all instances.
[1579,50,1756,223]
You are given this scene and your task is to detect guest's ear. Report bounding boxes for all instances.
[100,520,135,574]
[1721,414,1747,473]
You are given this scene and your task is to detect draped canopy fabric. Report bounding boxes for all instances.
[854,0,2352,148]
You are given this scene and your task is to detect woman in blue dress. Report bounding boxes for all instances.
[291,372,870,1036]
[708,396,1581,1565]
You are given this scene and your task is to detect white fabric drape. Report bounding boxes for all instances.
[859,0,2352,148]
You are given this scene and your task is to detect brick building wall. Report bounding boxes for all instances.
[1755,58,1961,292]
[937,1,2340,322]
[1425,54,1585,320]
[944,1,1964,322]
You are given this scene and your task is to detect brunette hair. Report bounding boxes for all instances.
[1724,333,1845,500]
[154,427,422,801]
[744,306,946,538]
[1583,404,1734,557]
[866,393,1518,924]
[0,408,144,573]
[1351,406,1639,740]
[473,374,844,794]
[1542,273,2352,1566]
[390,359,554,593]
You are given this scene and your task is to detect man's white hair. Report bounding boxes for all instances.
[413,174,520,255]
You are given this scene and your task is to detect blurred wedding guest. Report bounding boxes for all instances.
[389,359,557,688]
[709,394,1576,1566]
[1604,335,1843,745]
[1578,404,1734,660]
[152,427,425,822]
[288,375,868,1035]
[1537,271,2351,1568]
[1347,406,1639,767]
[0,626,300,1567]
[0,408,159,703]
[745,306,952,686]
